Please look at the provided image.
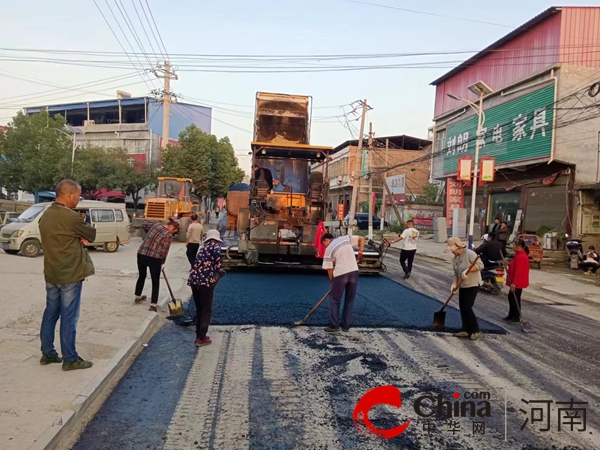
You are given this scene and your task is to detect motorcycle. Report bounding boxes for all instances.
[566,238,584,269]
[480,260,505,295]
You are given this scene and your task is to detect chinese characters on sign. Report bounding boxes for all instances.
[385,174,406,206]
[520,398,588,433]
[443,85,555,175]
[445,178,464,228]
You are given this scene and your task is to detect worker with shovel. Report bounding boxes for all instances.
[445,237,484,341]
[321,233,365,333]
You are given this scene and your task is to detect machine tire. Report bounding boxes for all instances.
[138,228,147,240]
[178,217,192,243]
[22,239,41,258]
[104,240,119,253]
[3,249,19,255]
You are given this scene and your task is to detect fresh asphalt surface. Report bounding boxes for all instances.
[73,255,599,450]
[209,272,503,332]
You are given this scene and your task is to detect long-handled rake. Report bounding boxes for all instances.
[291,290,331,328]
[505,269,535,333]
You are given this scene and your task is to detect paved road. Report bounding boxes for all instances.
[74,253,600,450]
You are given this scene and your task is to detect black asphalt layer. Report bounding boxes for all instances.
[73,325,197,450]
[209,272,504,333]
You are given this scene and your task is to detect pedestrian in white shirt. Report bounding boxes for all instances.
[388,220,419,279]
[321,233,365,333]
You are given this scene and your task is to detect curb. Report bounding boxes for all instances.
[386,246,451,263]
[29,312,162,450]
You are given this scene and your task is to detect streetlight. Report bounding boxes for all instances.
[55,125,84,175]
[447,80,494,249]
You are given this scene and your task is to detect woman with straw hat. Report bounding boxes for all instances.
[445,237,484,341]
[188,229,225,347]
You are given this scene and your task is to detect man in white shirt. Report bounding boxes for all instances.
[321,232,365,333]
[186,214,204,269]
[388,219,419,279]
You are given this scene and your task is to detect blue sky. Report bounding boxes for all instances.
[0,1,591,172]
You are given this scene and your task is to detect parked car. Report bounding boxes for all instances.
[1,201,131,257]
[0,211,20,232]
[344,213,388,230]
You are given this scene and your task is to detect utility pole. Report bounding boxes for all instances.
[154,61,178,149]
[348,99,369,236]
[367,122,374,240]
[380,138,389,231]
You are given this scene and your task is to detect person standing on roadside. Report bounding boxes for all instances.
[446,237,484,341]
[188,230,225,347]
[186,214,204,269]
[134,219,179,312]
[505,238,530,323]
[491,217,501,235]
[498,221,510,249]
[321,233,365,333]
[39,180,96,371]
[387,220,419,279]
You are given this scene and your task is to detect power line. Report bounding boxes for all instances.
[137,0,166,61]
[113,0,155,70]
[143,0,170,60]
[130,0,159,60]
[0,71,140,105]
[92,0,154,90]
[341,0,514,28]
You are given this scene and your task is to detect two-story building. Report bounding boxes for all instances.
[24,95,212,164]
[315,134,431,219]
[430,6,600,242]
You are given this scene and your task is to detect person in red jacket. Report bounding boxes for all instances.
[504,238,530,323]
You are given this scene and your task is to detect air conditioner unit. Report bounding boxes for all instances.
[84,120,95,126]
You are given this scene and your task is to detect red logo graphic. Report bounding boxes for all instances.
[352,385,412,439]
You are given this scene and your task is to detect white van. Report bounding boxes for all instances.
[0,200,131,257]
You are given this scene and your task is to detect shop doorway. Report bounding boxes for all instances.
[489,192,521,230]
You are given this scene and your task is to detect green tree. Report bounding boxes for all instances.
[0,112,71,193]
[114,159,158,215]
[71,146,124,195]
[162,125,245,200]
[421,183,440,203]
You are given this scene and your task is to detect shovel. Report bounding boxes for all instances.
[291,290,331,328]
[433,255,480,330]
[163,269,184,317]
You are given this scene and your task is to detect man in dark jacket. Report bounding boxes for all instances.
[475,232,507,267]
[39,180,97,371]
[498,221,510,249]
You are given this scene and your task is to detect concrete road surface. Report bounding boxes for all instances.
[73,253,600,450]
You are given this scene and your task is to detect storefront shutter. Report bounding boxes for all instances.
[524,185,567,233]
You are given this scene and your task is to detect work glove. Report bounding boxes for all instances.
[461,269,470,280]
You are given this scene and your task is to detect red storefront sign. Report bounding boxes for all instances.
[446,178,464,228]
[412,217,434,228]
[385,194,406,206]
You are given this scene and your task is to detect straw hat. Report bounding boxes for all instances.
[205,229,223,243]
[444,237,467,253]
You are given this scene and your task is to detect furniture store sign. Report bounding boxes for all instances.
[443,85,555,175]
